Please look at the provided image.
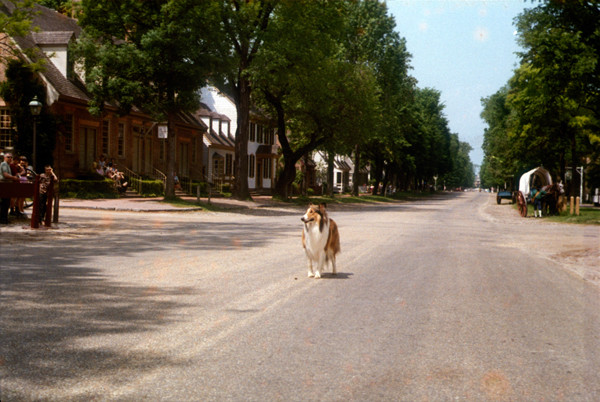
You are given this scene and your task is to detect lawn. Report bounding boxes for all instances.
[516,203,600,225]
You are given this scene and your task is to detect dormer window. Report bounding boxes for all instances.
[31,31,75,78]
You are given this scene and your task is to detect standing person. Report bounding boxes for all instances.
[531,185,546,218]
[38,164,57,224]
[8,154,23,217]
[15,156,32,218]
[1,153,20,224]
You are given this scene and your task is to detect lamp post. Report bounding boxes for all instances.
[28,96,42,172]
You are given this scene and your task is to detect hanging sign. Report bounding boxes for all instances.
[158,124,168,139]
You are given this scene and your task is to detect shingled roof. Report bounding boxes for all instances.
[1,1,87,104]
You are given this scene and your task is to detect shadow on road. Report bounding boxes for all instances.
[0,259,196,400]
[0,216,298,399]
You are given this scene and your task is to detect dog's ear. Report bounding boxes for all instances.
[319,203,327,213]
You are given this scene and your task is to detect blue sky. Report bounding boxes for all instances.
[387,0,534,172]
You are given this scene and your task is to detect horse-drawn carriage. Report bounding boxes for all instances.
[515,167,564,217]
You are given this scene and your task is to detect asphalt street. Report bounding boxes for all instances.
[1,192,599,401]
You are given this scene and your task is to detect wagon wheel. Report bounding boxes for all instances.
[517,191,527,217]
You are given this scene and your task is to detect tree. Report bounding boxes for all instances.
[206,0,278,200]
[406,87,452,190]
[0,58,56,169]
[442,134,474,189]
[73,0,214,198]
[480,86,516,189]
[501,0,600,196]
[38,0,74,16]
[0,0,37,65]
[248,0,380,199]
[346,0,414,196]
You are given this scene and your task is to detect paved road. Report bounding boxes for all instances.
[1,192,599,401]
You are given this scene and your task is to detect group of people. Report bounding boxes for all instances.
[93,155,129,194]
[0,152,57,225]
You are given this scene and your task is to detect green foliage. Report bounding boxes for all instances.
[38,0,75,16]
[0,0,38,64]
[482,1,600,194]
[130,178,164,197]
[73,0,215,197]
[0,59,56,169]
[59,178,118,199]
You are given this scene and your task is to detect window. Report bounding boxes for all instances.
[63,114,74,152]
[0,109,12,149]
[248,154,255,178]
[192,136,197,163]
[263,158,272,179]
[101,119,110,155]
[257,125,263,144]
[213,156,224,176]
[226,153,233,176]
[249,123,255,142]
[117,122,125,157]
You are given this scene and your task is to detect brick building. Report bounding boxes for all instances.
[0,2,205,182]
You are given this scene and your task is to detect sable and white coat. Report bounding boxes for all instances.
[301,203,341,279]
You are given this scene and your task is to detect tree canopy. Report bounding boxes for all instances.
[73,0,215,197]
[30,0,475,197]
[481,0,600,195]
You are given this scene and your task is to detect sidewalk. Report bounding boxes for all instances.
[58,194,290,212]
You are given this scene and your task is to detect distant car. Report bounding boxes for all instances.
[496,190,513,204]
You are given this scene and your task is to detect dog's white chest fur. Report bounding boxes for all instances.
[303,222,329,261]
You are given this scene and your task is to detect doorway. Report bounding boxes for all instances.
[79,126,96,172]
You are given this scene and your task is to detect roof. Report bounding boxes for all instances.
[519,167,552,196]
[256,145,277,156]
[2,1,87,103]
[31,31,75,45]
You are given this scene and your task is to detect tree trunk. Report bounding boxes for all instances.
[352,144,360,196]
[302,153,308,196]
[371,154,383,195]
[274,156,296,199]
[164,114,176,199]
[327,152,334,196]
[233,78,251,200]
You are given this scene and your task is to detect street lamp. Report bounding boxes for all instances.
[28,96,42,172]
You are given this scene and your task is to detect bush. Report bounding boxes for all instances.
[132,179,164,196]
[59,178,118,199]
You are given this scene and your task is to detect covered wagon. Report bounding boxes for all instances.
[516,167,563,217]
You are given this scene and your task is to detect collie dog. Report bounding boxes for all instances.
[301,203,340,278]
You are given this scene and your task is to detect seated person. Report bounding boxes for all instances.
[107,163,128,193]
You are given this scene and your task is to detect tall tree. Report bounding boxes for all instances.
[249,0,379,199]
[73,0,213,198]
[346,0,414,196]
[508,0,600,196]
[480,86,518,189]
[408,87,452,189]
[206,0,277,200]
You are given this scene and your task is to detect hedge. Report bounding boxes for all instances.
[59,178,118,199]
[130,178,164,197]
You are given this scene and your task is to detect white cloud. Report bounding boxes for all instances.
[419,22,429,32]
